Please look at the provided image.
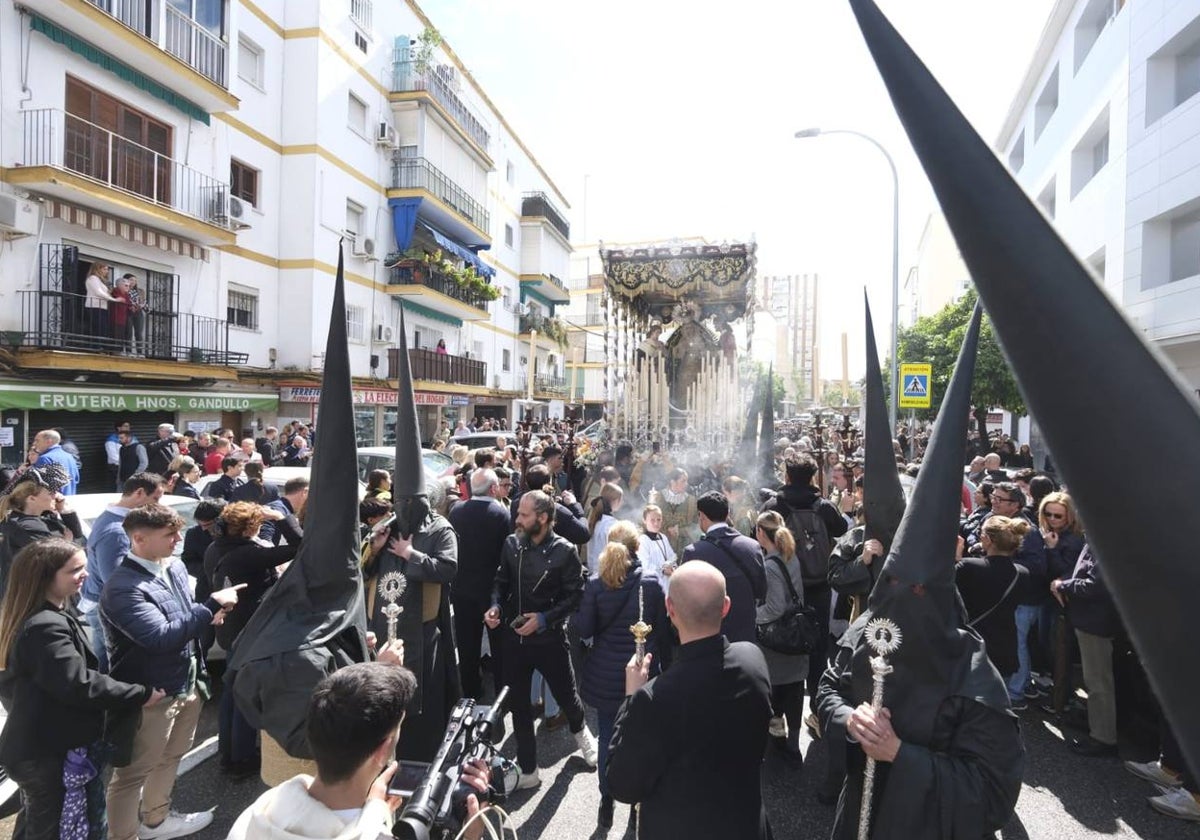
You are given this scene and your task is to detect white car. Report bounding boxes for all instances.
[194,466,366,502]
[357,446,455,489]
[69,492,201,554]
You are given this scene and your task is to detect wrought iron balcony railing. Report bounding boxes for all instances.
[387,264,491,313]
[391,59,490,152]
[85,0,227,86]
[521,191,570,240]
[391,156,490,234]
[388,347,486,386]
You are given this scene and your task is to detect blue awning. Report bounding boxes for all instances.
[420,223,495,279]
[389,198,422,252]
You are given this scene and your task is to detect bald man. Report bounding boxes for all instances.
[606,562,773,839]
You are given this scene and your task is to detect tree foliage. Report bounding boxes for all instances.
[886,289,1026,421]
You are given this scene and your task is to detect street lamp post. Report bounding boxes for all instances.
[795,127,900,434]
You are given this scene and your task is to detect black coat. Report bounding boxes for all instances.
[491,531,583,641]
[204,536,299,650]
[448,497,512,601]
[171,480,201,500]
[607,635,772,839]
[679,524,766,644]
[0,511,78,601]
[956,555,1029,677]
[146,438,181,477]
[0,604,148,764]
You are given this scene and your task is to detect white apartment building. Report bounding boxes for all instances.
[758,273,819,406]
[904,211,971,327]
[996,0,1200,388]
[0,0,572,489]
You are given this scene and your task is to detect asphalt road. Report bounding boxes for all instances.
[0,689,1178,840]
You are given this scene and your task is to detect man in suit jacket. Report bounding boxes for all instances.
[100,503,244,840]
[607,561,772,839]
[678,491,766,643]
[448,468,512,700]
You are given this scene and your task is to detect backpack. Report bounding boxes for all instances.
[779,497,833,587]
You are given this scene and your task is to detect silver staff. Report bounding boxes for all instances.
[858,617,903,840]
[377,571,407,644]
[629,583,651,666]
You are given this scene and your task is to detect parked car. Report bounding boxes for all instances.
[194,466,367,501]
[357,446,455,486]
[70,492,201,554]
[446,432,520,453]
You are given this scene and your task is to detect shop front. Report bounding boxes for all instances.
[0,382,279,492]
[278,386,472,447]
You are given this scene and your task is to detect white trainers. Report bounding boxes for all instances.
[768,715,788,738]
[1124,759,1182,789]
[574,726,599,768]
[138,810,214,840]
[1149,787,1200,822]
[515,767,541,790]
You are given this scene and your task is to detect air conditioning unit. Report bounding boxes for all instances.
[210,190,251,230]
[376,122,398,148]
[373,323,395,344]
[0,193,38,237]
[352,236,378,260]
[517,302,530,316]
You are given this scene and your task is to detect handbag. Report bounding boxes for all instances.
[756,556,821,656]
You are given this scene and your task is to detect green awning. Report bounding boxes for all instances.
[0,384,277,412]
[520,286,555,312]
[30,14,210,125]
[400,300,463,328]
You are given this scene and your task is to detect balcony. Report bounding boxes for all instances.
[519,273,571,304]
[14,289,247,369]
[22,0,235,112]
[11,109,239,246]
[389,156,490,247]
[387,263,491,322]
[517,374,568,398]
[350,0,373,31]
[518,313,569,347]
[521,191,570,241]
[390,57,490,159]
[387,347,486,387]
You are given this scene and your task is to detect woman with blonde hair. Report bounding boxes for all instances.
[0,538,162,840]
[83,261,119,348]
[1039,491,1085,712]
[0,475,81,601]
[754,510,807,764]
[586,483,623,577]
[574,528,667,829]
[956,515,1031,706]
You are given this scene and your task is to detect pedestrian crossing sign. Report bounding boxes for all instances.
[899,363,932,409]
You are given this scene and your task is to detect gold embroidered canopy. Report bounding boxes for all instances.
[599,240,757,323]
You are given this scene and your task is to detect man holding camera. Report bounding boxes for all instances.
[146,423,183,477]
[485,490,598,788]
[227,663,491,840]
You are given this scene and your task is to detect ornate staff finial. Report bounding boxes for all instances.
[377,572,407,644]
[629,583,651,666]
[858,617,902,840]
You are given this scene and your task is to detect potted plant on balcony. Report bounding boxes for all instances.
[413,27,442,78]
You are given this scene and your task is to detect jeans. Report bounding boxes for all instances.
[597,708,615,798]
[83,606,108,673]
[501,632,586,773]
[8,756,66,840]
[531,671,559,717]
[1007,604,1040,699]
[218,671,257,764]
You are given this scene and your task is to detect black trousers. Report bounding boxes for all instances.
[501,629,586,773]
[452,592,502,700]
[8,756,65,840]
[803,582,833,707]
[770,681,805,760]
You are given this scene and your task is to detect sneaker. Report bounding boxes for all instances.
[1125,759,1183,789]
[514,768,541,790]
[805,712,822,739]
[542,711,567,732]
[1149,788,1200,822]
[138,811,214,840]
[574,726,599,768]
[768,715,788,738]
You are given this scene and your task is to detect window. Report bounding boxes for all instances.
[354,31,367,53]
[1034,65,1060,140]
[1074,0,1119,74]
[506,161,515,185]
[1038,178,1056,220]
[346,304,366,343]
[502,348,511,371]
[1169,208,1200,283]
[350,0,372,31]
[346,200,364,237]
[501,286,512,310]
[1088,248,1106,281]
[237,36,264,88]
[348,92,368,136]
[1146,22,1200,124]
[228,286,259,330]
[230,160,259,207]
[1070,108,1109,197]
[504,224,514,247]
[1008,130,1025,173]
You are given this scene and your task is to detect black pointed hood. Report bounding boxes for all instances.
[846,304,1008,746]
[863,293,905,550]
[849,0,1200,770]
[230,246,370,756]
[393,305,430,537]
[759,364,776,487]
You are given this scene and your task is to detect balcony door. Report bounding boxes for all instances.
[65,77,173,205]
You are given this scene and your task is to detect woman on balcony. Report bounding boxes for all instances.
[83,263,119,350]
[111,276,131,356]
[436,338,449,355]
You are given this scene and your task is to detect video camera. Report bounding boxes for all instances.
[392,687,515,840]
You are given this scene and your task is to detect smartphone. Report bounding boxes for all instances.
[510,615,529,631]
[386,759,430,798]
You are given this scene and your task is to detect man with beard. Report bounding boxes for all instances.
[485,490,598,789]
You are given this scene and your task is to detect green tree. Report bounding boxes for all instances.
[885,289,1026,432]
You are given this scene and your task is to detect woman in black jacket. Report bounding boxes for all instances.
[0,539,161,840]
[574,520,666,830]
[168,456,202,500]
[204,502,298,775]
[0,476,83,601]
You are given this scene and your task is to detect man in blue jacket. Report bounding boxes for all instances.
[101,503,244,840]
[32,429,80,495]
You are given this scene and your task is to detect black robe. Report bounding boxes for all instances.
[817,641,1024,839]
[365,513,461,762]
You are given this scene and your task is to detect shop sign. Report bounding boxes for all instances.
[281,387,449,407]
[450,396,471,406]
[0,385,278,413]
[415,393,450,406]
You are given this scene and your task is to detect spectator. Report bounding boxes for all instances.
[232,462,279,505]
[586,484,623,577]
[189,433,212,469]
[101,504,244,840]
[83,262,118,349]
[680,491,766,645]
[117,431,149,485]
[124,274,147,358]
[281,432,311,467]
[181,498,226,657]
[105,420,134,491]
[169,456,202,500]
[364,469,392,502]
[255,427,280,466]
[236,438,263,464]
[0,476,82,601]
[204,438,233,476]
[146,424,182,477]
[32,430,81,496]
[264,476,307,547]
[204,456,245,502]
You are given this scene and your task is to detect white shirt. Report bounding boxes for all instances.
[587,514,617,577]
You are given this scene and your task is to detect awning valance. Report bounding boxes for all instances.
[420,223,495,279]
[0,384,277,412]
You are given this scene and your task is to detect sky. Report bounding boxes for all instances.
[419,0,1056,378]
